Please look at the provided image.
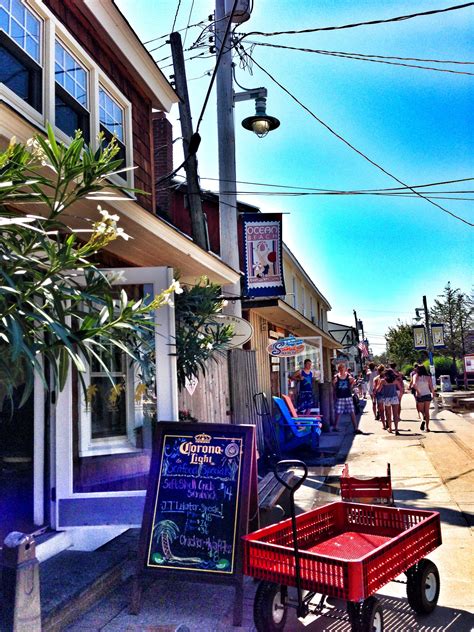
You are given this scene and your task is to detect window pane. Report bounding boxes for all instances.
[0,44,29,100]
[25,33,37,59]
[1,0,40,62]
[10,17,23,47]
[11,0,24,25]
[55,39,88,109]
[55,40,63,68]
[26,11,37,37]
[65,72,74,95]
[89,377,127,439]
[99,87,123,141]
[0,7,8,31]
[55,94,80,137]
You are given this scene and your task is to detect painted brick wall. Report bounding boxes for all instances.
[44,0,154,212]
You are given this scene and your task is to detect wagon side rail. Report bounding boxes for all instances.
[359,509,442,600]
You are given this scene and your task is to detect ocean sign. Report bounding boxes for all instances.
[267,337,305,357]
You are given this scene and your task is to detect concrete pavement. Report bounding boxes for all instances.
[63,394,473,631]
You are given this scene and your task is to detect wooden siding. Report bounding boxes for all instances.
[248,312,272,403]
[228,349,259,426]
[177,355,231,424]
[44,1,154,212]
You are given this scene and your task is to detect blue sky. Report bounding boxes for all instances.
[116,0,473,353]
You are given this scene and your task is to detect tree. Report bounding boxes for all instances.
[385,321,419,368]
[430,283,473,371]
[0,127,175,405]
[174,278,234,390]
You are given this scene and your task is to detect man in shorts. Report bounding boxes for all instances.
[332,363,362,433]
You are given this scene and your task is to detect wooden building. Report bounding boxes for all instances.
[0,0,239,554]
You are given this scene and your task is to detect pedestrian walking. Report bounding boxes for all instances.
[408,363,421,418]
[413,364,434,431]
[366,362,378,417]
[292,358,316,415]
[378,368,403,434]
[332,363,362,433]
[389,362,405,415]
[373,365,386,428]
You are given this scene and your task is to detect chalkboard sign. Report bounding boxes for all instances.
[131,422,256,621]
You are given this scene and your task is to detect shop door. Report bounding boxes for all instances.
[52,267,178,529]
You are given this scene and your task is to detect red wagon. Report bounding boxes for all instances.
[243,461,442,631]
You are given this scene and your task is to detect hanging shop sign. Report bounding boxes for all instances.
[431,323,445,349]
[464,354,474,374]
[266,336,305,357]
[131,422,257,620]
[413,325,427,350]
[208,314,254,348]
[242,213,285,298]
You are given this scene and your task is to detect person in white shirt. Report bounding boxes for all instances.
[366,362,378,418]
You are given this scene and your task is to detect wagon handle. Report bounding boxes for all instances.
[274,459,308,619]
[274,460,308,492]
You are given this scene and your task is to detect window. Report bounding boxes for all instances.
[99,86,126,177]
[0,0,42,111]
[55,39,89,141]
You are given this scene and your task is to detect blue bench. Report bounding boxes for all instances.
[272,396,322,451]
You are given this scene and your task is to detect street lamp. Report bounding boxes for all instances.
[215,0,280,316]
[241,95,280,138]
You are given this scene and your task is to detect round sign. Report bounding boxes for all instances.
[209,314,254,348]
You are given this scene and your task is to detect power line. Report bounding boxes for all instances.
[238,3,474,41]
[246,51,474,227]
[249,42,474,76]
[183,0,196,48]
[144,18,207,45]
[198,176,474,193]
[171,0,183,34]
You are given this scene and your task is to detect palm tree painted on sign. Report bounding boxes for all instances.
[152,520,202,565]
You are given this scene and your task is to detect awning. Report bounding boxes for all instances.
[244,298,340,349]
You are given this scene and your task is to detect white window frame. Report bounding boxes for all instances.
[0,0,134,189]
[0,0,44,122]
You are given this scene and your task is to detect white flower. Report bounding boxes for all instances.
[115,227,130,241]
[206,342,213,350]
[170,279,183,294]
[98,206,119,222]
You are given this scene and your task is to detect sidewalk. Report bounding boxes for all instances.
[47,395,473,631]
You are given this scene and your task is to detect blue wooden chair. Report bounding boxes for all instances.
[272,396,322,452]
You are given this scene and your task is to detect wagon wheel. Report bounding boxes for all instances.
[347,597,384,632]
[254,581,288,632]
[406,559,440,614]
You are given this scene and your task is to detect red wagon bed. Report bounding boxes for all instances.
[243,501,441,603]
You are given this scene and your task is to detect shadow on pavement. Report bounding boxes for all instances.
[290,592,473,631]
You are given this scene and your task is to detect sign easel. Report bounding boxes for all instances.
[130,422,257,626]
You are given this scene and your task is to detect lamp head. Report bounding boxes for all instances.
[241,96,280,138]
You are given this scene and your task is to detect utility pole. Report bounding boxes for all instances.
[170,31,208,250]
[423,295,437,389]
[215,0,241,316]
